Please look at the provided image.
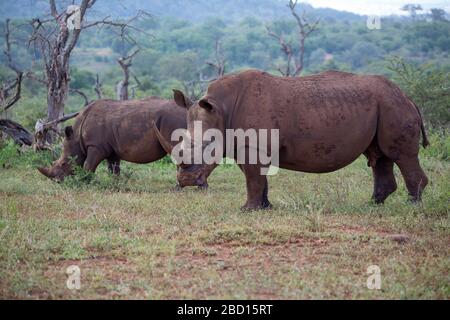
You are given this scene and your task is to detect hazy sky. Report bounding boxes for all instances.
[302,0,450,16]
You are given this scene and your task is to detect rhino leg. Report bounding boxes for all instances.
[240,164,272,211]
[107,156,121,176]
[83,147,106,173]
[395,157,428,202]
[371,156,397,204]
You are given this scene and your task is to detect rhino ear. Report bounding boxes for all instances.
[64,126,74,140]
[173,89,193,109]
[199,98,215,112]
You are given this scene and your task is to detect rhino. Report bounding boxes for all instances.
[154,70,429,210]
[38,97,208,187]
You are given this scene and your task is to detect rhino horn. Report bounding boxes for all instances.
[152,121,173,154]
[38,166,54,178]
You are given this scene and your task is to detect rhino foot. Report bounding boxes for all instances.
[172,184,184,192]
[197,182,209,191]
[241,201,272,212]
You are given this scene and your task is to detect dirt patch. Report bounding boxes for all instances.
[39,255,145,299]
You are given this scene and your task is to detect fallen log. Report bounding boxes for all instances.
[0,119,33,146]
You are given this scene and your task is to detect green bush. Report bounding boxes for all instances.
[0,141,55,169]
[387,56,450,128]
[422,130,450,161]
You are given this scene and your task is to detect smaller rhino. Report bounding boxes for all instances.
[38,97,206,187]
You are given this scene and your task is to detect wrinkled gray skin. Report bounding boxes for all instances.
[38,97,209,188]
[156,70,429,211]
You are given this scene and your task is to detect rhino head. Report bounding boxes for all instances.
[38,126,85,182]
[153,90,221,189]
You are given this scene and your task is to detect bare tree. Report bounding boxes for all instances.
[206,39,226,79]
[111,10,151,100]
[1,19,23,113]
[182,39,228,100]
[182,74,209,100]
[267,0,319,77]
[116,49,139,101]
[94,74,103,99]
[29,1,149,144]
[28,0,98,144]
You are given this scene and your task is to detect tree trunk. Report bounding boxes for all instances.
[44,56,69,144]
[116,80,128,101]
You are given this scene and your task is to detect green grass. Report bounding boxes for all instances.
[0,146,449,299]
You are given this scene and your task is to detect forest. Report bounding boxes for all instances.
[0,0,449,130]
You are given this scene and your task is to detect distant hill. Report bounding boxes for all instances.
[0,0,364,23]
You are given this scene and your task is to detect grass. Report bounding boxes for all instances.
[0,144,449,299]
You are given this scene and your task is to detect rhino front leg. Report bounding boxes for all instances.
[84,147,106,173]
[240,164,272,211]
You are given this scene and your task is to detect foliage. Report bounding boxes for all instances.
[0,3,449,132]
[387,56,450,127]
[421,129,450,161]
[0,141,54,169]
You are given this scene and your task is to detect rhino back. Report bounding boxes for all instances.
[80,99,185,164]
[208,70,385,172]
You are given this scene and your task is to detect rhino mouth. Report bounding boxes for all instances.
[38,162,73,182]
[177,164,209,188]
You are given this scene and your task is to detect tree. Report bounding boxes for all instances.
[267,0,319,76]
[387,56,450,127]
[28,0,97,145]
[116,49,140,101]
[1,19,24,144]
[109,10,151,100]
[400,4,423,19]
[430,8,447,22]
[28,1,148,144]
[94,74,103,100]
[1,19,23,114]
[206,39,227,79]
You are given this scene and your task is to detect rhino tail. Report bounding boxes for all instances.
[420,117,430,148]
[407,98,429,149]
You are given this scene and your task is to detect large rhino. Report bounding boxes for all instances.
[155,70,429,210]
[38,97,204,186]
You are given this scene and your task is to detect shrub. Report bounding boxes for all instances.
[0,140,55,169]
[422,130,450,161]
[387,56,450,128]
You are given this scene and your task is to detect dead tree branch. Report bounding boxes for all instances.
[69,88,90,106]
[117,49,140,100]
[34,111,80,150]
[1,19,24,112]
[94,74,103,99]
[206,39,226,79]
[0,119,33,146]
[267,0,320,76]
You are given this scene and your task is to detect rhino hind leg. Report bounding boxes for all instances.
[376,116,428,202]
[107,156,121,176]
[371,156,397,204]
[395,157,428,202]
